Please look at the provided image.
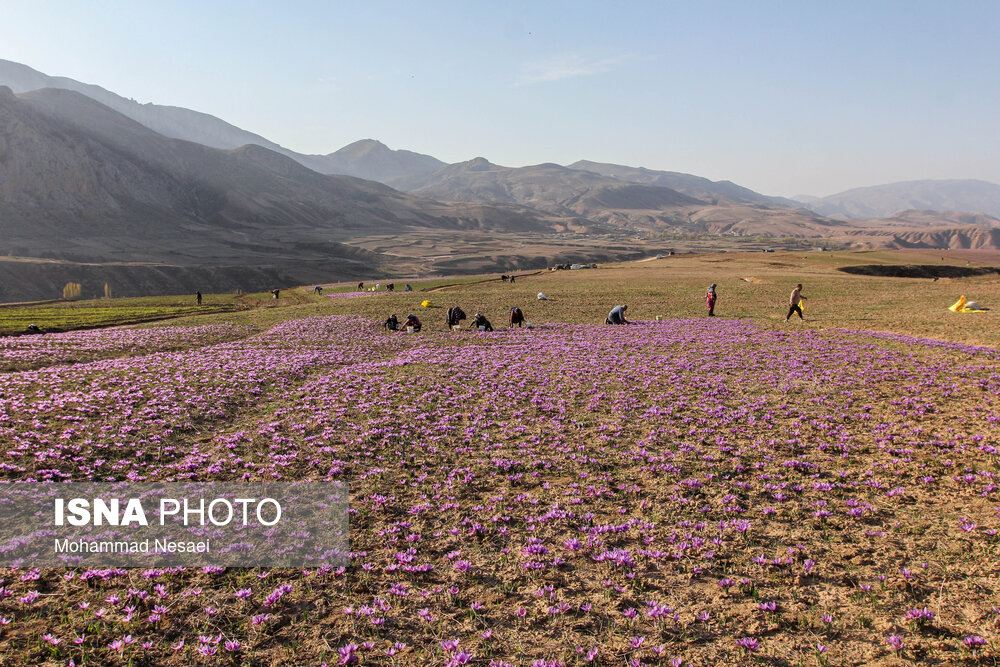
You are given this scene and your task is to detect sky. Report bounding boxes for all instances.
[1,1,998,197]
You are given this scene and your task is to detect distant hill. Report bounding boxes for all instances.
[827,209,1000,250]
[0,59,445,183]
[850,209,1000,229]
[798,179,1000,219]
[313,139,447,185]
[567,160,801,208]
[396,158,704,213]
[833,226,1000,251]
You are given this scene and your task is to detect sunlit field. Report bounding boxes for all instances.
[0,291,319,337]
[1,250,999,666]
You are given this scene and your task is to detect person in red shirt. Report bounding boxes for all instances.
[402,314,422,331]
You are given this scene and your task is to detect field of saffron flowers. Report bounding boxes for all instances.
[2,250,1000,666]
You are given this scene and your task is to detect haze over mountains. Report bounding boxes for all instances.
[392,157,853,238]
[0,59,448,183]
[794,180,1000,220]
[5,58,998,222]
[396,158,704,211]
[568,161,801,209]
[2,57,1000,300]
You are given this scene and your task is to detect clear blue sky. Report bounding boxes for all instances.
[2,1,997,197]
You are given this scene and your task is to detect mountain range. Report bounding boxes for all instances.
[7,58,999,223]
[0,84,581,299]
[2,58,1000,300]
[391,157,854,238]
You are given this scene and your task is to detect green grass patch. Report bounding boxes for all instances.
[0,293,259,334]
[0,304,238,334]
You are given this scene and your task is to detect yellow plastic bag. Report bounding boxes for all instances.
[421,300,433,308]
[949,295,988,313]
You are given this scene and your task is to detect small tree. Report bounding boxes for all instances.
[62,282,82,300]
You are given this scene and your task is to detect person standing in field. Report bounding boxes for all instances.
[785,283,806,322]
[196,291,202,305]
[706,283,717,316]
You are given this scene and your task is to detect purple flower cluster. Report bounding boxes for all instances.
[1,314,998,663]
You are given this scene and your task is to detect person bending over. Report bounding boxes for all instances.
[402,314,422,331]
[606,304,629,325]
[509,306,525,328]
[472,312,493,331]
[446,306,467,328]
